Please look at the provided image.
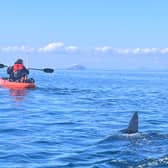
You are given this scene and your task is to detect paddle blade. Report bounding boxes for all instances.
[0,64,7,68]
[43,68,54,73]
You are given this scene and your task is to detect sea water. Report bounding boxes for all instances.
[1,69,168,168]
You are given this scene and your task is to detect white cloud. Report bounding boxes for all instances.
[140,48,158,54]
[38,42,64,52]
[1,45,34,52]
[116,48,157,54]
[132,48,141,54]
[116,48,133,54]
[160,48,168,54]
[94,47,168,55]
[95,46,113,53]
[1,43,168,56]
[65,46,79,53]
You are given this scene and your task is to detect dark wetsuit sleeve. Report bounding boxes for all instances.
[7,66,13,74]
[23,66,29,74]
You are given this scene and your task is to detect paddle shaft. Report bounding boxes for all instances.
[28,68,54,73]
[29,68,44,71]
[0,64,54,73]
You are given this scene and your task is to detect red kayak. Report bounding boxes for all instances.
[0,78,36,89]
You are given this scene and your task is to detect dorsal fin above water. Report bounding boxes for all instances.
[121,112,138,134]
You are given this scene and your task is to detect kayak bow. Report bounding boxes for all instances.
[0,78,36,89]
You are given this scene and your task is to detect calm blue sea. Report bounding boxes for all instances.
[1,69,168,168]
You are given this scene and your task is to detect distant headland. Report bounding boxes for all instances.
[67,64,86,70]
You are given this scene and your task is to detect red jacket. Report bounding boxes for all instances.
[13,63,24,72]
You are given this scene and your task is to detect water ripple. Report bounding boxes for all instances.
[1,70,168,167]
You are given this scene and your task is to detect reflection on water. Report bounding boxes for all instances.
[9,89,27,101]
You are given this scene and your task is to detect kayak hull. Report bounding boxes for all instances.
[0,78,36,89]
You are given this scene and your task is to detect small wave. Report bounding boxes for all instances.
[0,128,32,135]
[37,86,98,96]
[0,153,30,163]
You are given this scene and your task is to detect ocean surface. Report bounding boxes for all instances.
[1,69,168,168]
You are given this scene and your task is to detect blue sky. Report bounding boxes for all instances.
[0,0,168,69]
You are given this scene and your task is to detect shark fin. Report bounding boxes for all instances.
[121,112,138,134]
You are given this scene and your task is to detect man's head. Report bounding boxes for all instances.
[15,59,23,64]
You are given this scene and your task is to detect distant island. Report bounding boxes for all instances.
[67,64,86,70]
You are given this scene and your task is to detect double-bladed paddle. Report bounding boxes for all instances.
[0,64,54,73]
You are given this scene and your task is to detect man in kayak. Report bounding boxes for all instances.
[7,59,29,82]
